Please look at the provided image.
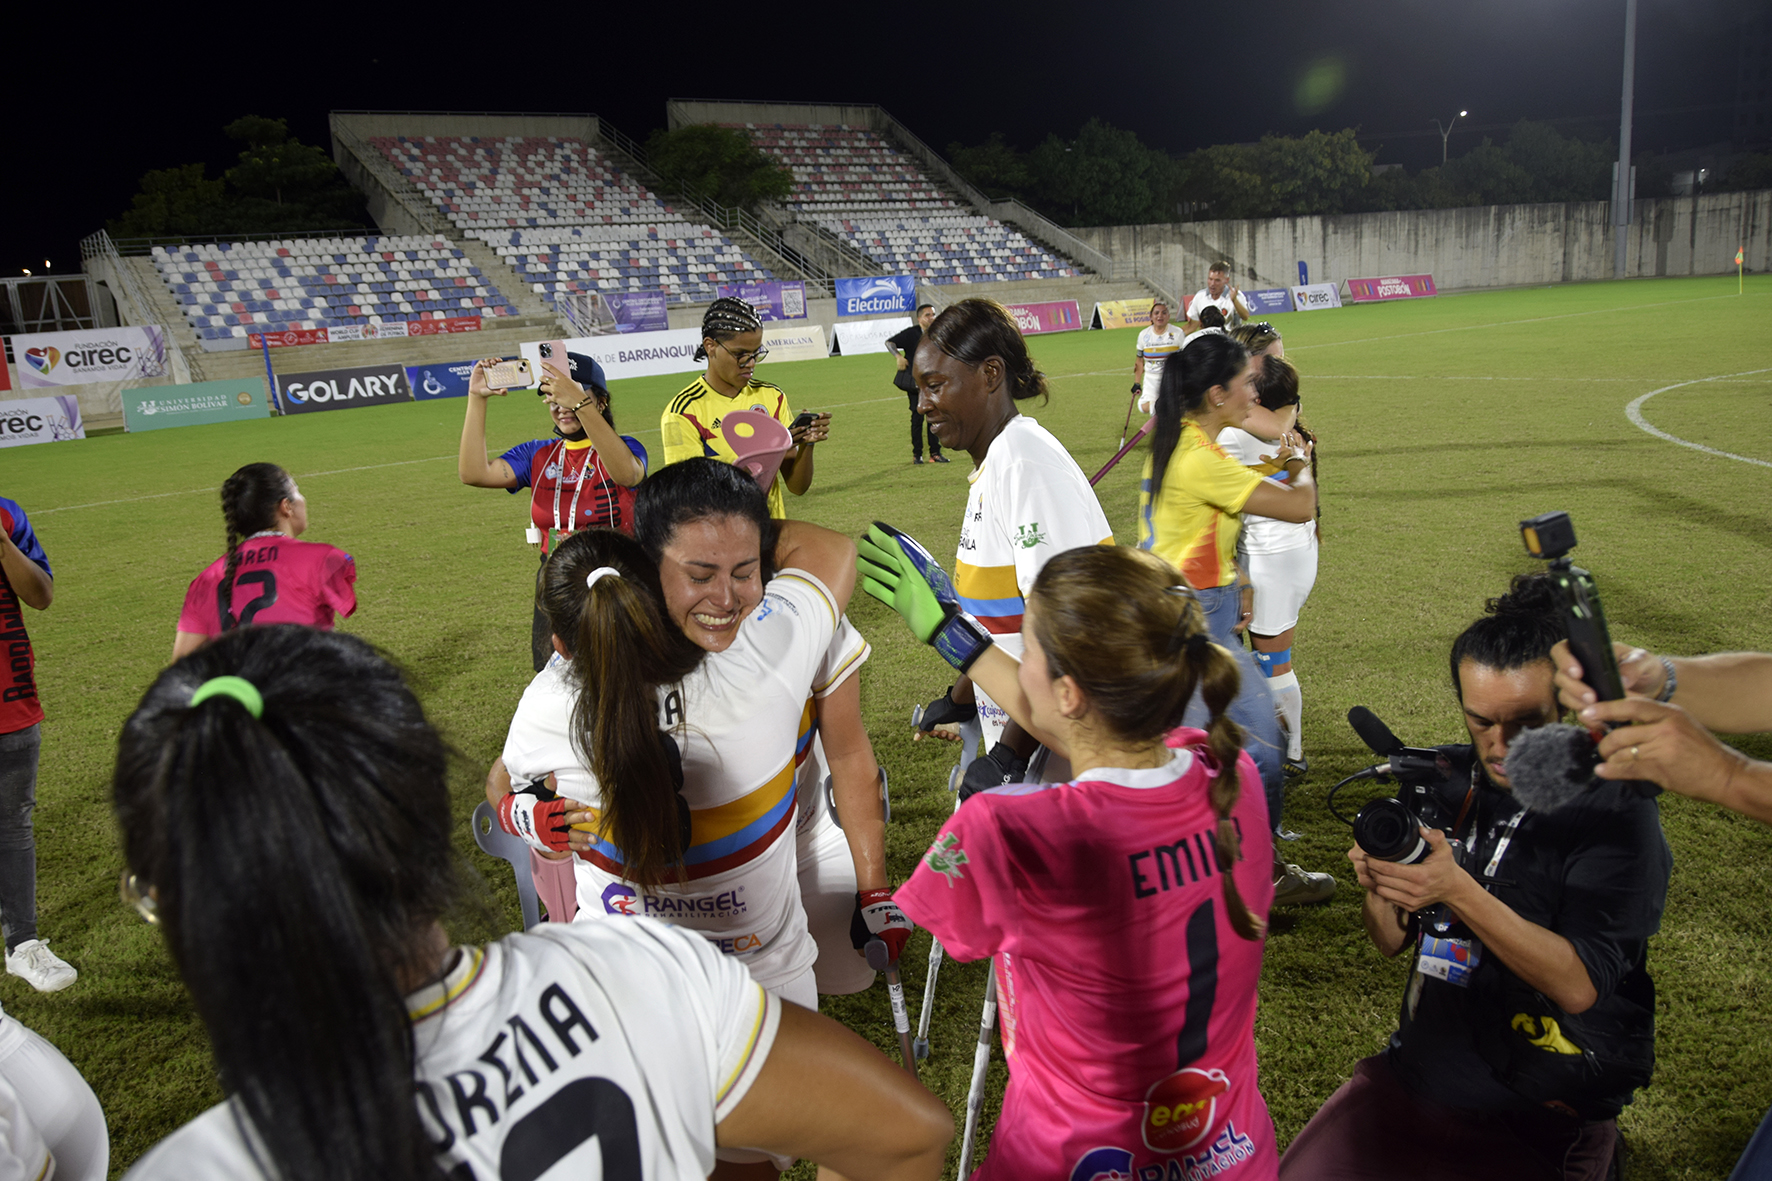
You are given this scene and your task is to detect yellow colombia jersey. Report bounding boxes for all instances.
[662,376,794,518]
[1138,421,1262,590]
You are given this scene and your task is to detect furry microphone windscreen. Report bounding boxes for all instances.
[1505,723,1601,812]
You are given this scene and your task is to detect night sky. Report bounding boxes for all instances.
[5,0,1754,278]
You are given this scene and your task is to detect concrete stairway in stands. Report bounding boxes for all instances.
[457,238,557,319]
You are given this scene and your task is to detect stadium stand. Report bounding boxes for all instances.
[369,135,775,306]
[732,123,1078,284]
[150,234,519,343]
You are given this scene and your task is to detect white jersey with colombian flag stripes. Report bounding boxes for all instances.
[502,569,838,991]
[955,415,1113,746]
[1135,324,1185,413]
[123,918,780,1181]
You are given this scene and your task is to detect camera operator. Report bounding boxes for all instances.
[1553,641,1772,824]
[1280,574,1671,1181]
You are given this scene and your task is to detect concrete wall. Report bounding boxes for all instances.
[1071,190,1772,295]
[330,112,600,141]
[667,101,880,131]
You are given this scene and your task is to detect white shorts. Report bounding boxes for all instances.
[796,801,874,996]
[0,1017,108,1181]
[717,965,817,1168]
[1246,539,1318,636]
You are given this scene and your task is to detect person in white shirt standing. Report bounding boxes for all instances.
[1132,300,1184,415]
[1186,262,1252,332]
[113,626,949,1181]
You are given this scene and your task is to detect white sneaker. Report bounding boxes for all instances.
[6,939,76,992]
[1272,863,1338,907]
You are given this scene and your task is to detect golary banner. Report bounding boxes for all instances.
[1343,275,1437,302]
[0,396,84,448]
[277,365,413,414]
[12,327,165,387]
[1005,300,1083,335]
[124,380,267,432]
[1091,299,1155,330]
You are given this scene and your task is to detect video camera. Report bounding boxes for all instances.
[1329,707,1476,865]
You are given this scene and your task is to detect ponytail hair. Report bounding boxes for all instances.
[923,298,1049,404]
[216,463,295,629]
[112,626,457,1181]
[1148,335,1250,498]
[1449,572,1566,700]
[538,529,704,887]
[1026,547,1264,940]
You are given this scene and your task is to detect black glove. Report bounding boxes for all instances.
[958,742,1031,801]
[1131,383,1142,395]
[917,685,978,731]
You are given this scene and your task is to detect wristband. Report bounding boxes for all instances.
[1655,656,1677,703]
[932,611,994,673]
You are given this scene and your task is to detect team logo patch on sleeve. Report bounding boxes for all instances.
[923,833,969,885]
[1013,523,1049,549]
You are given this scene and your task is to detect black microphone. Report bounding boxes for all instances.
[1348,706,1403,757]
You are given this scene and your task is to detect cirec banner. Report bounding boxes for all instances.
[0,396,84,447]
[1005,300,1083,335]
[406,360,478,401]
[1243,288,1295,315]
[1091,299,1154,330]
[278,365,413,414]
[12,327,165,387]
[249,316,483,349]
[524,329,705,382]
[761,323,829,363]
[715,280,808,322]
[1290,284,1343,311]
[1343,274,1437,302]
[124,380,268,432]
[831,317,912,357]
[835,276,916,319]
[606,292,670,334]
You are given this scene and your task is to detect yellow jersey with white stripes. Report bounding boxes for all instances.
[502,569,838,990]
[661,376,794,518]
[123,918,779,1181]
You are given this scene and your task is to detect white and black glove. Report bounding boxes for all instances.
[917,684,978,732]
[850,888,914,963]
[497,783,574,854]
[958,742,1031,801]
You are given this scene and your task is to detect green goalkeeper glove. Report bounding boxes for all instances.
[857,522,994,673]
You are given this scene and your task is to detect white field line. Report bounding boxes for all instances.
[1623,368,1772,470]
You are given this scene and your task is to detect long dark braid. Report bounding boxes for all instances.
[217,464,294,630]
[693,298,763,362]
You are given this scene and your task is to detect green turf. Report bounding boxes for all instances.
[4,274,1769,1178]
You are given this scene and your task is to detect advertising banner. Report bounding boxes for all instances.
[1091,298,1155,330]
[761,323,829,363]
[1005,300,1083,335]
[0,396,84,448]
[12,326,165,387]
[834,276,916,319]
[715,280,808,322]
[1289,284,1343,311]
[1343,274,1437,302]
[406,360,478,401]
[606,292,671,334]
[830,317,912,357]
[1243,288,1296,315]
[278,365,413,414]
[123,379,268,432]
[248,316,483,349]
[523,329,705,383]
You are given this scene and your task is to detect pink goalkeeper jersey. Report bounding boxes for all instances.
[177,536,357,638]
[896,734,1277,1181]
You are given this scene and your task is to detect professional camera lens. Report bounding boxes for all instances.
[1353,798,1429,865]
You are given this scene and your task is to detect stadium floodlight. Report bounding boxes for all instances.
[1432,110,1468,164]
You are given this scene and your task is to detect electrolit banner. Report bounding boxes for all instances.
[12,326,166,387]
[834,276,916,319]
[715,280,808,322]
[0,396,83,447]
[1290,284,1342,311]
[123,379,267,432]
[405,360,478,401]
[1243,288,1295,315]
[1091,299,1154,330]
[1004,300,1083,335]
[1343,274,1437,302]
[606,292,671,334]
[761,322,829,363]
[277,365,413,414]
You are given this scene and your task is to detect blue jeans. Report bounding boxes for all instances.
[1181,584,1284,830]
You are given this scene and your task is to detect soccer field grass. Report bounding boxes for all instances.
[5,274,1770,1178]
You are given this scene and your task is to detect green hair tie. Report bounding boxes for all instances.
[189,676,264,719]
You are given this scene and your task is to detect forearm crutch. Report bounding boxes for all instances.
[1091,419,1153,487]
[866,939,918,1081]
[1119,388,1139,450]
[957,965,1000,1177]
[907,712,983,1060]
